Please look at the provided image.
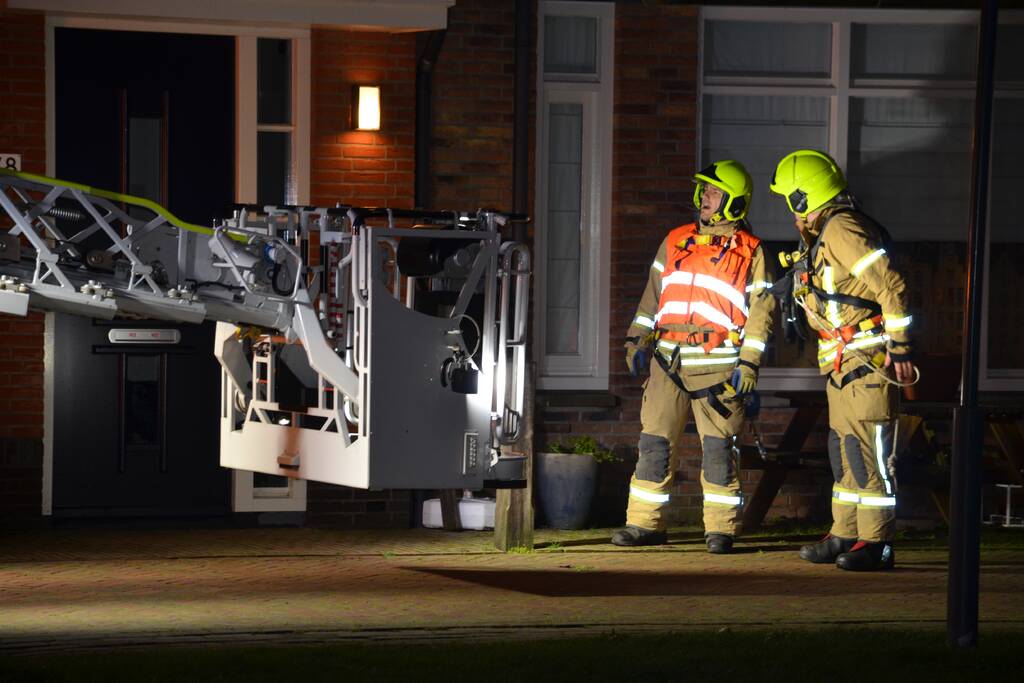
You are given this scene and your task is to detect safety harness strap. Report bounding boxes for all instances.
[819,313,886,372]
[808,284,883,316]
[806,207,885,317]
[654,352,734,420]
[829,364,873,390]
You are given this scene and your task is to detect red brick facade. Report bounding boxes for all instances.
[0,9,46,519]
[309,28,417,209]
[430,0,519,211]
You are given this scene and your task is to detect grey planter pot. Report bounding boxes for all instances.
[535,452,598,530]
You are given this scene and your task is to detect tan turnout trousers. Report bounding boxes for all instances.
[626,359,746,536]
[826,358,898,543]
[798,205,909,543]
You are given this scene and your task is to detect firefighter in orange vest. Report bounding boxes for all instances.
[613,160,775,553]
[769,149,915,571]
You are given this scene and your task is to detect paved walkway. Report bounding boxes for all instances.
[1,527,1022,652]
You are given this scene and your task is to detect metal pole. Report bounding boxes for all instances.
[947,0,998,650]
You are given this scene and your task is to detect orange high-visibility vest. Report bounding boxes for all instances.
[656,223,759,351]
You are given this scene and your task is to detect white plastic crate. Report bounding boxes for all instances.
[422,497,496,530]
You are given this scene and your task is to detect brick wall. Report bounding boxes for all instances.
[305,26,418,527]
[0,8,46,519]
[309,28,417,209]
[429,0,519,211]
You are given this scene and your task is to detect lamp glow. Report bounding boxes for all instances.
[355,86,381,131]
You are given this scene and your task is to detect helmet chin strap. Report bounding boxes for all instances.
[699,188,730,227]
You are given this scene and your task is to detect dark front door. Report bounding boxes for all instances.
[52,317,227,516]
[52,28,234,517]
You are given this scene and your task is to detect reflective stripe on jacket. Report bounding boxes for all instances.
[656,223,759,344]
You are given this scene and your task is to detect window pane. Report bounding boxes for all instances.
[544,16,598,75]
[257,131,294,206]
[851,24,976,80]
[996,23,1024,82]
[702,94,828,369]
[545,102,583,355]
[848,97,971,367]
[258,38,291,125]
[847,97,972,241]
[988,98,1024,370]
[704,21,830,78]
[702,94,829,240]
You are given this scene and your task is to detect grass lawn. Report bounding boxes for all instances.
[2,628,1022,682]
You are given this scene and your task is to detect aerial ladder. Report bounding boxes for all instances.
[0,168,531,490]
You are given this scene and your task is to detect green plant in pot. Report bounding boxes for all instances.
[537,436,618,530]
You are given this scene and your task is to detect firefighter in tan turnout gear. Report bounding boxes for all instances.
[769,149,916,572]
[612,160,775,554]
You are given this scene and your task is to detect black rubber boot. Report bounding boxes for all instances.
[798,534,856,564]
[705,533,734,554]
[611,525,667,547]
[836,541,895,571]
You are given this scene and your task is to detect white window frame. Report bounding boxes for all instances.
[42,14,311,514]
[699,6,1024,392]
[535,0,614,390]
[236,35,311,206]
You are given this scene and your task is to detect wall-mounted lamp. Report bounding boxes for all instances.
[353,85,381,131]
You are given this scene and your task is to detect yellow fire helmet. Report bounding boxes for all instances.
[770,149,847,217]
[692,159,752,224]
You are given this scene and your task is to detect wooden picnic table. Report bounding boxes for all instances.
[740,398,828,533]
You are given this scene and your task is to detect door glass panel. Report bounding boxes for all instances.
[125,355,161,448]
[128,117,162,201]
[127,112,165,225]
